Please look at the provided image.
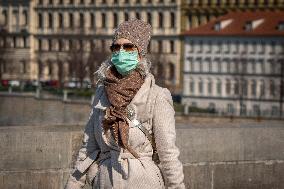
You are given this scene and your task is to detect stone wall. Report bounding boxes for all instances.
[1,94,283,189]
[0,93,91,126]
[0,122,283,189]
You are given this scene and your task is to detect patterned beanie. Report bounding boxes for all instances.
[113,19,152,57]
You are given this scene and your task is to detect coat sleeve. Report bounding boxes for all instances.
[65,87,102,189]
[152,88,185,189]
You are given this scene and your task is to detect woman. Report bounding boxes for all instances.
[65,19,185,189]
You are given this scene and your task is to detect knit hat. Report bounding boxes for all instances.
[113,19,152,57]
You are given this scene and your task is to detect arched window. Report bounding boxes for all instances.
[38,13,43,28]
[113,13,118,28]
[158,12,163,28]
[170,12,175,28]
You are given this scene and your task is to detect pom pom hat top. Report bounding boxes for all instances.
[112,19,152,57]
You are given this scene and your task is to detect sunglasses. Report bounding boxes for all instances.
[110,43,137,52]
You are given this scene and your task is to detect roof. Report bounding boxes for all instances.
[183,10,284,37]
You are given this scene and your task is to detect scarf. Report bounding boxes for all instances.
[103,65,145,158]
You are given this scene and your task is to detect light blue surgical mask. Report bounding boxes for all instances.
[111,49,139,76]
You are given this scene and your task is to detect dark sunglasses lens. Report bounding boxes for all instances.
[110,44,121,52]
[124,44,136,51]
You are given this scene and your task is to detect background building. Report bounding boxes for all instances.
[0,0,182,93]
[182,10,284,117]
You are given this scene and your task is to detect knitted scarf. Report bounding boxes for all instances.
[103,65,145,158]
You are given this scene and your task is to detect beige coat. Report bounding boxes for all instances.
[65,72,185,189]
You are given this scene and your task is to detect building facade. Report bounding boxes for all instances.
[0,0,182,92]
[182,11,284,117]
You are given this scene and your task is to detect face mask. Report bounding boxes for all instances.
[111,49,139,76]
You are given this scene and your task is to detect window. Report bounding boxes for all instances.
[69,13,74,28]
[38,39,42,50]
[21,60,27,74]
[135,12,140,20]
[198,80,203,94]
[158,12,163,28]
[251,80,257,96]
[48,61,53,75]
[253,105,260,116]
[113,13,118,28]
[217,61,222,73]
[90,13,95,28]
[251,60,256,74]
[241,80,248,96]
[48,13,53,28]
[226,79,231,95]
[2,10,8,25]
[80,0,84,4]
[168,63,175,80]
[58,13,63,28]
[240,104,247,116]
[217,80,222,95]
[271,106,279,116]
[79,13,84,28]
[124,12,129,21]
[170,12,175,28]
[207,79,212,94]
[190,80,195,93]
[170,40,175,53]
[58,39,63,51]
[260,80,265,97]
[234,80,239,95]
[158,40,162,53]
[38,13,43,28]
[190,60,194,72]
[48,39,52,51]
[270,80,276,97]
[147,12,152,25]
[102,13,106,28]
[208,103,215,111]
[208,60,212,72]
[23,10,28,26]
[49,0,53,4]
[227,104,234,114]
